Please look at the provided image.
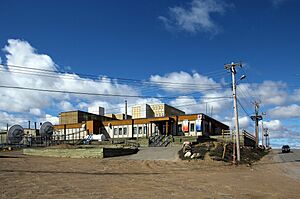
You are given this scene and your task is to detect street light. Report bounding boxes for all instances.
[240,75,246,80]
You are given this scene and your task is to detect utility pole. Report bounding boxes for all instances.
[225,62,242,162]
[252,102,262,147]
[263,127,269,148]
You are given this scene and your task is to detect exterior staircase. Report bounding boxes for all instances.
[149,135,172,147]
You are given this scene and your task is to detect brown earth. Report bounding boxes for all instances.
[0,149,299,199]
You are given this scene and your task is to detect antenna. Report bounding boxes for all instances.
[7,124,24,144]
[40,122,54,137]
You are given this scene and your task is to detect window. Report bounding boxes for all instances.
[123,127,127,135]
[190,123,195,132]
[133,127,137,135]
[144,126,147,134]
[119,128,122,135]
[178,124,182,132]
[113,128,118,135]
[138,127,143,134]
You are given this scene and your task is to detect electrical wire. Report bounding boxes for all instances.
[237,98,251,118]
[0,84,232,100]
[0,64,230,87]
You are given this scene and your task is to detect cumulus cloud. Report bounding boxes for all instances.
[268,104,300,119]
[261,120,284,131]
[29,108,42,116]
[42,114,59,125]
[150,71,221,93]
[169,96,199,114]
[291,88,300,102]
[0,39,148,128]
[1,39,300,149]
[237,81,288,106]
[0,111,27,129]
[238,116,251,129]
[0,39,139,115]
[222,116,252,131]
[59,101,75,112]
[159,0,230,35]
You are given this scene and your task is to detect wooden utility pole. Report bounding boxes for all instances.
[225,62,242,162]
[251,101,263,147]
[255,102,259,146]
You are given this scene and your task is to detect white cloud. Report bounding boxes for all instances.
[237,81,288,106]
[43,114,59,125]
[268,104,300,119]
[1,39,300,149]
[291,88,300,102]
[0,39,139,115]
[59,101,74,111]
[170,96,199,114]
[261,120,284,131]
[0,111,27,130]
[239,116,251,129]
[159,0,230,34]
[29,108,42,116]
[0,39,148,128]
[222,116,251,130]
[150,71,220,93]
[4,39,57,71]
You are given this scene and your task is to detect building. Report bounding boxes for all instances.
[53,112,228,140]
[132,104,154,119]
[59,110,114,125]
[132,103,185,119]
[54,103,228,141]
[105,113,132,120]
[84,113,229,138]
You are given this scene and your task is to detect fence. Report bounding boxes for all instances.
[0,130,88,148]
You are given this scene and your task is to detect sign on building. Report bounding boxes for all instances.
[196,119,202,132]
[182,120,189,132]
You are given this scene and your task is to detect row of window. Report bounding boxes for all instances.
[113,126,148,136]
[113,127,127,136]
[133,126,147,135]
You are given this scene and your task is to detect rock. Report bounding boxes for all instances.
[184,151,192,158]
[183,141,191,146]
[191,153,200,159]
[183,145,192,153]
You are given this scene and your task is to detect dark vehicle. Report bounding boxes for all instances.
[282,145,290,153]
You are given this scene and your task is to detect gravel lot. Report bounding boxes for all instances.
[0,148,300,199]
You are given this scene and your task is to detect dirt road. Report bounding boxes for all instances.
[0,149,299,199]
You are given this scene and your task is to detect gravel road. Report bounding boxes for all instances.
[113,146,181,161]
[273,149,300,182]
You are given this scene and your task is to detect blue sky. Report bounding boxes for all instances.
[0,0,300,148]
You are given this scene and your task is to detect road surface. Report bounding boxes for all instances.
[272,149,300,182]
[113,146,181,161]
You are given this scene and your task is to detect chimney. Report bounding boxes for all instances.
[125,100,128,119]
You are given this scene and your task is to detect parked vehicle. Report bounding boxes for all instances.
[282,145,290,153]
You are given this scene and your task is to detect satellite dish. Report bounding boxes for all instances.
[8,124,24,144]
[40,122,53,137]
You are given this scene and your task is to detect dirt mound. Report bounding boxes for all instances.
[179,140,269,164]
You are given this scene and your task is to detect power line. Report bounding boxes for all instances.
[0,84,232,100]
[0,64,230,87]
[0,68,228,93]
[237,98,251,117]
